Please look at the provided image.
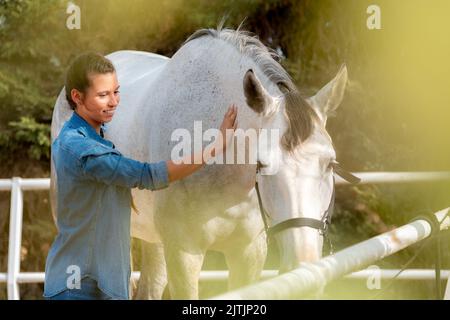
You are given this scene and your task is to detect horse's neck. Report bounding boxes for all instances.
[105,51,170,161]
[109,38,278,171]
[148,37,276,155]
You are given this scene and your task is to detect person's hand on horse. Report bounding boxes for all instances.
[218,104,238,155]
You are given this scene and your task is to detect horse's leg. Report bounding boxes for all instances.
[134,240,168,300]
[223,232,267,290]
[164,245,205,299]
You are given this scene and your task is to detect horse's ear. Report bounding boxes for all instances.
[310,64,347,118]
[243,69,274,115]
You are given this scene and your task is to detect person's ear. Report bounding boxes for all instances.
[71,89,83,107]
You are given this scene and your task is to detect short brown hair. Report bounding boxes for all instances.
[65,52,115,110]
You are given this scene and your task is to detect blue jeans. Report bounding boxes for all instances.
[45,277,113,300]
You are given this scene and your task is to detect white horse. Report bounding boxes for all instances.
[50,27,348,299]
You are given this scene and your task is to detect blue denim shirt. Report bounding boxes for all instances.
[44,112,169,299]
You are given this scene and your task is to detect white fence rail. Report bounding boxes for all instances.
[1,172,450,300]
[211,207,450,300]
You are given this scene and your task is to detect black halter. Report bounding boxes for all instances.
[255,161,361,239]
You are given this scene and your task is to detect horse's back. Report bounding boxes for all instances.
[107,50,168,87]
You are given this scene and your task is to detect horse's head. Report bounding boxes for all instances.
[243,64,348,273]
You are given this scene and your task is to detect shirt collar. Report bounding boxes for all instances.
[68,112,114,147]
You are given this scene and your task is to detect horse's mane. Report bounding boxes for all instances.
[184,27,318,151]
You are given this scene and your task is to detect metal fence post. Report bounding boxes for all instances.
[7,178,23,300]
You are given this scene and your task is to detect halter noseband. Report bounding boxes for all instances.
[255,161,360,239]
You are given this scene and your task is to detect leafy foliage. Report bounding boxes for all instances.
[7,116,51,160]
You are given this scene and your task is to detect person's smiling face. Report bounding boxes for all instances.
[72,71,120,130]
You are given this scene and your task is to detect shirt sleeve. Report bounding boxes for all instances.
[79,144,169,190]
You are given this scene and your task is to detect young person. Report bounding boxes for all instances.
[44,52,237,300]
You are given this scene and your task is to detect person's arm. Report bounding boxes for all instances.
[80,104,237,188]
[166,104,238,183]
[80,147,169,191]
